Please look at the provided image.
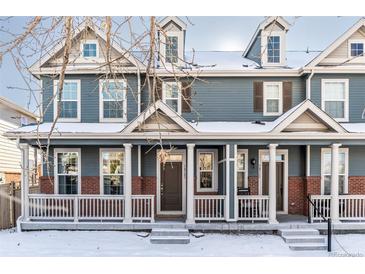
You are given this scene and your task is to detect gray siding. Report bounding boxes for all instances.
[310,74,365,123]
[246,31,262,65]
[41,75,138,123]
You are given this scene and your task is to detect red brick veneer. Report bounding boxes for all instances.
[288,176,305,215]
[81,176,100,194]
[348,176,365,194]
[248,176,259,195]
[39,176,54,194]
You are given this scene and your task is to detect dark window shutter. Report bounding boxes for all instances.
[283,81,293,112]
[253,81,263,112]
[154,78,163,101]
[181,81,192,113]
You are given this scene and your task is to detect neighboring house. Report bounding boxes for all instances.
[5,16,365,230]
[0,96,38,185]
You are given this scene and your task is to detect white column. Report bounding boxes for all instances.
[123,144,133,223]
[19,144,30,221]
[186,144,195,224]
[331,143,341,223]
[268,144,278,224]
[225,144,230,221]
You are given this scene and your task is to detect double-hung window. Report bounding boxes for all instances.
[162,81,181,114]
[100,149,124,195]
[321,79,349,122]
[263,82,283,116]
[267,36,281,63]
[197,149,218,192]
[236,149,248,190]
[82,40,98,58]
[54,80,81,122]
[54,148,80,194]
[100,79,127,122]
[321,148,348,195]
[165,36,178,64]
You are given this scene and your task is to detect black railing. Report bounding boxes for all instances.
[306,195,332,252]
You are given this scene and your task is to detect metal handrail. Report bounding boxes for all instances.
[307,195,332,252]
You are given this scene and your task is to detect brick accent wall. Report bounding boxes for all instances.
[4,172,20,184]
[132,176,143,194]
[248,176,258,195]
[141,176,156,195]
[288,176,305,215]
[348,176,365,194]
[81,176,100,194]
[39,176,54,194]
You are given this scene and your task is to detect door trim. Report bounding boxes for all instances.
[156,149,186,215]
[258,149,288,214]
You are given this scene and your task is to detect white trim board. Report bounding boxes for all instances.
[99,148,125,195]
[196,148,219,193]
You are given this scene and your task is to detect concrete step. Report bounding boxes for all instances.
[278,229,319,237]
[289,243,327,251]
[151,228,189,237]
[282,235,326,244]
[150,236,190,244]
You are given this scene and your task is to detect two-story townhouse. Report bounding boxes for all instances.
[5,16,365,231]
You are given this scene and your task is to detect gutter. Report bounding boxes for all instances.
[306,69,315,99]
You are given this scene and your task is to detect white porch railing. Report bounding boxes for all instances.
[309,195,331,222]
[237,195,269,221]
[28,194,155,222]
[132,195,155,222]
[194,195,225,221]
[339,195,365,221]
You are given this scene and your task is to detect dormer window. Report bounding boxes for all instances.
[349,40,364,57]
[81,40,98,58]
[267,36,281,63]
[166,36,179,64]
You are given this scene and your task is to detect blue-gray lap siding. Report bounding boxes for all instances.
[141,76,305,122]
[310,74,365,123]
[246,31,262,65]
[41,75,139,123]
[310,146,365,176]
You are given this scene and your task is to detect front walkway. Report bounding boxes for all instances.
[1,229,364,256]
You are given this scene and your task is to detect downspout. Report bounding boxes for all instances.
[306,69,315,100]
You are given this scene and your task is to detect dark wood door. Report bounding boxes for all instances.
[160,162,182,211]
[262,162,284,211]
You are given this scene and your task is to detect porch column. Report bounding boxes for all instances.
[19,143,30,221]
[331,143,341,223]
[268,144,278,224]
[186,143,195,224]
[123,143,133,223]
[225,144,230,221]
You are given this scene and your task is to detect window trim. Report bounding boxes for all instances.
[267,35,281,64]
[321,79,349,122]
[236,149,248,189]
[53,80,81,122]
[348,39,365,58]
[160,30,184,66]
[263,81,283,116]
[99,148,125,195]
[99,79,128,122]
[80,39,99,58]
[261,30,286,67]
[162,81,182,114]
[54,148,81,194]
[320,147,349,195]
[196,149,218,193]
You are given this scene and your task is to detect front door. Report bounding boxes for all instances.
[160,162,182,211]
[262,162,284,211]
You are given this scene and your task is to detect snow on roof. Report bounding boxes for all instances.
[341,123,365,133]
[190,121,275,133]
[9,123,127,134]
[286,51,321,69]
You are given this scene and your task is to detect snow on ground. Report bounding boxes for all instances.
[0,230,364,257]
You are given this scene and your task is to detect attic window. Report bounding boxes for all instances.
[82,40,98,58]
[166,36,178,64]
[350,42,364,57]
[267,36,280,63]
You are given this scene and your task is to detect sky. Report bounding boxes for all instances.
[0,16,362,114]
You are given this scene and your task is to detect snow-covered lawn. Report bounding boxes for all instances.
[0,229,364,257]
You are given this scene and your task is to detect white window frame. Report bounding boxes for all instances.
[80,39,99,58]
[196,149,218,193]
[99,148,125,195]
[263,81,283,116]
[321,79,349,122]
[54,148,81,194]
[99,79,128,122]
[348,39,365,58]
[236,149,248,189]
[261,30,286,67]
[160,31,184,66]
[320,148,349,195]
[162,81,182,114]
[53,80,81,122]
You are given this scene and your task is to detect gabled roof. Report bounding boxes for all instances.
[306,18,365,67]
[0,96,38,120]
[159,16,187,31]
[270,99,348,134]
[243,16,290,58]
[29,20,145,75]
[122,100,198,134]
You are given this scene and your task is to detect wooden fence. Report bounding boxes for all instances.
[0,182,39,229]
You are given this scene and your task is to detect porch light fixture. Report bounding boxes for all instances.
[250,158,256,168]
